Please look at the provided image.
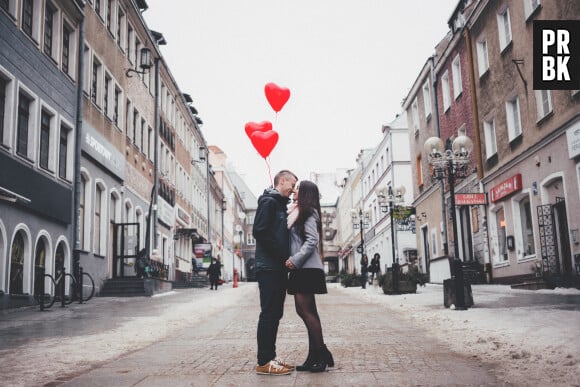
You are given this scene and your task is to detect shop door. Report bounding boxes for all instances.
[112,222,140,278]
[554,198,572,277]
[422,226,430,274]
[459,206,474,262]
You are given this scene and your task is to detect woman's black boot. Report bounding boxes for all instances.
[322,344,334,367]
[309,348,327,373]
[296,348,315,371]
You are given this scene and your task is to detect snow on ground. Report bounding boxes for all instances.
[337,283,580,386]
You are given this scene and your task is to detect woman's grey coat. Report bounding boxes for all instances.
[289,210,324,270]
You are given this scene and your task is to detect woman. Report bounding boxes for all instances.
[360,254,369,289]
[285,180,334,372]
[369,253,381,284]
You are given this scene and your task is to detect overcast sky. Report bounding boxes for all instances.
[143,0,458,197]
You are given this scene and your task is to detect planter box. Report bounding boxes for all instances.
[382,279,417,295]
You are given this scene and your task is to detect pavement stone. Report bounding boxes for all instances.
[48,284,500,387]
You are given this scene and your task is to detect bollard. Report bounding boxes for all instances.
[233,269,238,288]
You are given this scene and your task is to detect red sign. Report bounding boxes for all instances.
[490,174,522,203]
[455,193,487,205]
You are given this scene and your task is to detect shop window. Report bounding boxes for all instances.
[518,196,535,257]
[34,238,47,297]
[496,207,508,262]
[10,231,25,294]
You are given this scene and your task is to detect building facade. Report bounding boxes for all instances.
[0,0,83,307]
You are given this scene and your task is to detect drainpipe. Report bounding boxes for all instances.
[152,58,160,252]
[72,2,86,279]
[429,55,450,257]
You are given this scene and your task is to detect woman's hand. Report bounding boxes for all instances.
[285,258,296,270]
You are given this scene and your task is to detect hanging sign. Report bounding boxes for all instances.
[490,174,522,203]
[455,193,487,205]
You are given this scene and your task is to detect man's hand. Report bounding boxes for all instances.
[285,259,296,270]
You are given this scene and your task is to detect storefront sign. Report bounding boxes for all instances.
[490,174,522,203]
[566,121,580,159]
[455,193,487,205]
[157,197,174,227]
[82,124,124,179]
[177,207,190,224]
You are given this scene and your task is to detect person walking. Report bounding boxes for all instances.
[285,180,334,373]
[207,258,221,290]
[369,253,381,284]
[360,254,369,289]
[253,170,298,376]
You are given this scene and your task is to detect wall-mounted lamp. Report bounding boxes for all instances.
[125,47,152,78]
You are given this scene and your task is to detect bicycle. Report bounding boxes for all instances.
[53,269,77,305]
[33,273,57,309]
[77,270,95,302]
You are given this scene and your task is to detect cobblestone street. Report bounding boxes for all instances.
[1,284,500,386]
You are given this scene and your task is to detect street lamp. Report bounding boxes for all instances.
[234,224,243,279]
[351,208,370,273]
[377,185,405,292]
[424,135,473,310]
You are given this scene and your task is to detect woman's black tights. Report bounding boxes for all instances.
[294,293,324,349]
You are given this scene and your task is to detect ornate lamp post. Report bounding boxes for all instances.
[377,185,405,292]
[350,208,370,271]
[424,135,473,310]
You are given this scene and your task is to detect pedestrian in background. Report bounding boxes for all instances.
[285,180,334,373]
[360,254,369,289]
[207,258,221,290]
[369,253,381,284]
[253,170,298,376]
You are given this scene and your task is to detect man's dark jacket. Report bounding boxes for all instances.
[253,188,290,272]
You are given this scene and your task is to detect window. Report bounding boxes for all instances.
[22,0,33,37]
[62,22,72,76]
[495,207,508,262]
[497,8,512,52]
[1,0,9,12]
[247,232,256,246]
[58,123,70,179]
[477,39,489,76]
[44,2,56,59]
[91,57,102,106]
[106,0,113,34]
[94,184,105,255]
[117,6,126,51]
[39,109,52,170]
[82,45,90,93]
[125,99,132,140]
[518,196,535,257]
[148,126,153,160]
[132,108,138,145]
[524,0,540,19]
[104,74,111,119]
[94,0,102,19]
[140,118,145,152]
[0,76,6,145]
[113,86,121,127]
[79,175,86,249]
[535,90,552,121]
[422,81,431,118]
[452,55,462,99]
[442,70,451,111]
[17,92,32,158]
[431,229,438,257]
[506,97,522,141]
[127,25,134,63]
[484,119,497,159]
[411,97,419,133]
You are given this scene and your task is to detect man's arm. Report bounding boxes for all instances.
[252,198,279,257]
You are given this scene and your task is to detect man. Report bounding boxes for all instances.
[207,258,221,290]
[253,170,297,375]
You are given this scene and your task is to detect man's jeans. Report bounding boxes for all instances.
[256,270,288,365]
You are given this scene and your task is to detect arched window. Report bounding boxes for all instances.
[80,174,86,249]
[55,241,65,273]
[34,238,47,296]
[10,232,25,294]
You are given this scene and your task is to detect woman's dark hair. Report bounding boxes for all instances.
[295,180,324,259]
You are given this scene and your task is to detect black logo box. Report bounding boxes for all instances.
[533,20,580,90]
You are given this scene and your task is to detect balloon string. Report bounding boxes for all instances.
[265,158,273,187]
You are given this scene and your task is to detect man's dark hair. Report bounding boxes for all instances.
[273,170,297,186]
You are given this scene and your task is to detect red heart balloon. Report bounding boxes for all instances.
[264,82,291,113]
[250,130,279,158]
[244,121,272,139]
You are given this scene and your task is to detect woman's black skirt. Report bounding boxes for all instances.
[287,268,327,295]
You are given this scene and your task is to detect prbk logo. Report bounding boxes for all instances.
[533,20,579,90]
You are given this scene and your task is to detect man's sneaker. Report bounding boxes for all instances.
[255,360,292,375]
[274,357,295,370]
